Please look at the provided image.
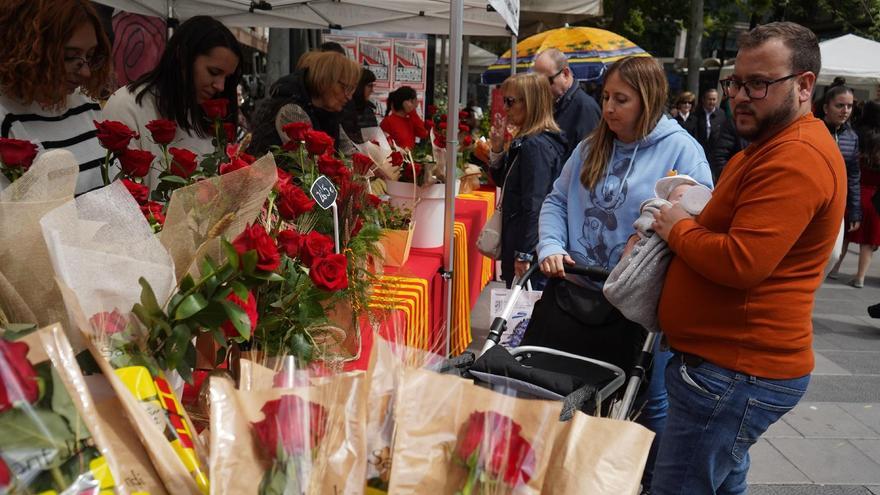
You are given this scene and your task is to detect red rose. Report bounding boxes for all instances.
[240,152,256,164]
[141,201,166,225]
[0,340,40,412]
[145,119,177,145]
[456,411,534,486]
[251,395,328,460]
[337,175,364,201]
[309,253,349,291]
[221,291,258,339]
[122,178,149,204]
[456,411,486,460]
[169,147,199,178]
[317,154,345,177]
[439,121,448,130]
[459,110,469,120]
[276,167,292,188]
[462,135,474,147]
[459,123,470,133]
[304,130,334,155]
[232,223,281,272]
[89,309,128,335]
[94,120,137,152]
[118,148,154,178]
[282,139,301,152]
[282,122,311,142]
[352,153,374,175]
[424,120,434,132]
[201,98,229,119]
[0,457,9,488]
[299,231,334,267]
[223,122,236,143]
[426,104,437,118]
[277,181,316,221]
[0,137,38,169]
[219,157,250,175]
[433,135,446,149]
[402,163,423,182]
[277,229,302,258]
[367,194,382,207]
[439,113,448,122]
[389,151,404,167]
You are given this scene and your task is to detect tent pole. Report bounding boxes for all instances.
[511,33,517,75]
[460,36,470,106]
[443,0,463,357]
[439,36,447,91]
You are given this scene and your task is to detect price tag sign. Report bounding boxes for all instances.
[310,175,338,210]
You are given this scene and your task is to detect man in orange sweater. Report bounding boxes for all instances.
[649,23,846,495]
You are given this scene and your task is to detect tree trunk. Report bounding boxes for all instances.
[687,0,704,94]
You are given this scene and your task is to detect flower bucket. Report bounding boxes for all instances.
[379,223,415,267]
[386,180,449,249]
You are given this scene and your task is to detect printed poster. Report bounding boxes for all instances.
[358,38,393,88]
[392,39,428,91]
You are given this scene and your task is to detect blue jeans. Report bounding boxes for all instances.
[650,353,809,495]
[636,338,670,489]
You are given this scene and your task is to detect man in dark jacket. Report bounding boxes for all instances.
[695,88,742,180]
[533,48,601,159]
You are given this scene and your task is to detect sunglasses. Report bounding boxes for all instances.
[502,96,520,107]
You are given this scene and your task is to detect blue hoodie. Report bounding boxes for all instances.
[537,115,713,280]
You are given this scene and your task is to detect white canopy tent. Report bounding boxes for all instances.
[437,42,498,68]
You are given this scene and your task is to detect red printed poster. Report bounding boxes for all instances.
[322,34,358,60]
[392,39,428,91]
[358,38,393,88]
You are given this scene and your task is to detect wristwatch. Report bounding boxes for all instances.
[514,251,535,262]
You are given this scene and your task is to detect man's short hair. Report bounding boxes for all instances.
[320,41,346,55]
[703,88,718,97]
[737,22,821,77]
[537,48,569,71]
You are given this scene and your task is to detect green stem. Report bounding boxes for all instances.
[162,144,171,173]
[460,465,479,495]
[50,465,68,490]
[101,150,112,185]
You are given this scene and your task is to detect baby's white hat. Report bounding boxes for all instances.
[655,174,700,200]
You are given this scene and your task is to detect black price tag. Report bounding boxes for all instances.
[310,175,338,210]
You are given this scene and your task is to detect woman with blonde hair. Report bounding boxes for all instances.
[486,72,567,288]
[673,90,697,136]
[0,0,113,194]
[528,56,712,491]
[249,50,360,155]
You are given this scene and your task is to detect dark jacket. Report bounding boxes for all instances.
[490,130,568,285]
[827,120,861,222]
[675,112,697,137]
[341,99,378,144]
[554,83,600,160]
[249,70,344,155]
[695,106,742,180]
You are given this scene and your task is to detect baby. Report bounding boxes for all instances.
[605,174,712,332]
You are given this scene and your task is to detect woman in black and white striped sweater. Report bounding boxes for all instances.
[0,0,114,194]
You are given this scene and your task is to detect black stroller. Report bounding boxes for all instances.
[456,263,659,420]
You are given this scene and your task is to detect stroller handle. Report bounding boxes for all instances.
[514,262,610,289]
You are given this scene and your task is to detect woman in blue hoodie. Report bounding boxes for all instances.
[487,72,568,288]
[532,56,712,492]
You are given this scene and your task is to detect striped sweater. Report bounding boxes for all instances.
[1,91,110,194]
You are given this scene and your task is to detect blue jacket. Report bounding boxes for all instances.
[555,83,601,159]
[826,121,861,222]
[537,116,713,281]
[491,130,568,284]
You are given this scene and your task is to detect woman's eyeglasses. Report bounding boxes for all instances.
[337,80,356,95]
[64,54,106,72]
[502,96,520,108]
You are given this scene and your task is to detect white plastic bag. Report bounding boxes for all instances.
[489,288,542,348]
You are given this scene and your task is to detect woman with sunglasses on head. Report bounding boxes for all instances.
[0,0,113,194]
[103,15,242,190]
[249,51,360,156]
[485,72,567,289]
[380,86,428,150]
[530,56,712,493]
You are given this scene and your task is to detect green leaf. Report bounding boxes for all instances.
[194,301,229,329]
[50,367,91,442]
[0,407,76,456]
[160,175,188,185]
[291,332,314,362]
[201,256,217,278]
[179,274,196,293]
[222,239,240,271]
[174,294,209,320]
[231,281,249,300]
[138,277,162,316]
[221,300,252,340]
[241,250,258,275]
[0,323,38,341]
[131,303,152,327]
[251,271,285,283]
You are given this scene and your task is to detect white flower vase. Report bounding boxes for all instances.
[386,180,454,249]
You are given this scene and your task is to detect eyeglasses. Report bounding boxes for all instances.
[680,101,694,106]
[64,54,106,72]
[719,72,804,100]
[337,80,356,95]
[548,68,565,84]
[502,96,520,108]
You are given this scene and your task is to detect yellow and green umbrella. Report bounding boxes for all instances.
[481,26,650,85]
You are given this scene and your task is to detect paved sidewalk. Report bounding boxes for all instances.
[468,245,880,492]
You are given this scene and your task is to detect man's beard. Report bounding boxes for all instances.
[735,89,797,142]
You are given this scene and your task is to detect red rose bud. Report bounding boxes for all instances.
[141,201,166,225]
[232,223,281,272]
[277,181,316,221]
[145,119,177,145]
[304,130,334,155]
[439,121,448,130]
[94,120,137,152]
[433,135,446,149]
[0,457,9,488]
[122,178,149,204]
[390,151,404,167]
[0,340,40,412]
[462,135,474,147]
[299,231,334,267]
[426,104,437,118]
[459,123,470,133]
[221,291,258,339]
[219,157,250,175]
[89,309,128,335]
[119,148,154,178]
[456,410,486,460]
[277,229,302,258]
[309,253,349,291]
[402,163,423,182]
[0,137,38,169]
[223,122,236,142]
[424,120,434,131]
[282,139,301,152]
[317,154,345,177]
[367,194,383,207]
[201,98,229,119]
[276,167,292,187]
[169,147,199,178]
[282,122,311,142]
[439,113,447,122]
[459,110,469,119]
[352,153,374,175]
[251,396,328,460]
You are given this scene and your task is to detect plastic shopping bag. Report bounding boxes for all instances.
[489,288,542,348]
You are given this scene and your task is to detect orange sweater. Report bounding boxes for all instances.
[658,114,846,379]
